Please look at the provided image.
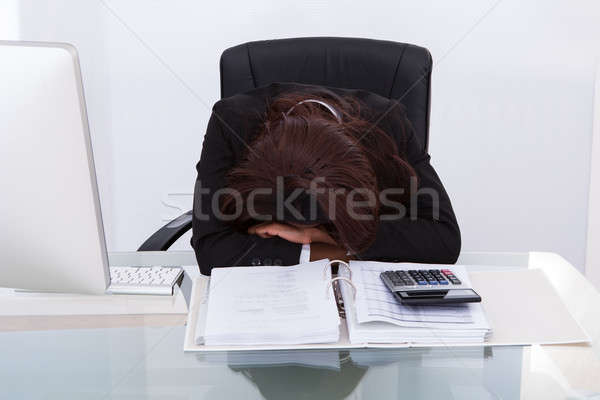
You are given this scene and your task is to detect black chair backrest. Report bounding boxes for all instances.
[220,37,433,151]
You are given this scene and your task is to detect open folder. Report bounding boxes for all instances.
[184,260,589,352]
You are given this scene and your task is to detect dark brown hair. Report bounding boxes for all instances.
[221,89,416,254]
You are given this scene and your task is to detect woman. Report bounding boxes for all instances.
[192,82,460,275]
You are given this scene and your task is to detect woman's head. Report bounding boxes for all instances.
[221,89,415,254]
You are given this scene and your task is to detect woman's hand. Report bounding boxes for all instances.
[248,222,336,245]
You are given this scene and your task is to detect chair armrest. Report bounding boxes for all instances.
[138,210,193,251]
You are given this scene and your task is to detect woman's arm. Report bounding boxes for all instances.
[191,107,302,275]
[247,222,348,261]
[357,102,461,264]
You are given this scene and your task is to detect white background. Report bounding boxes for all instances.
[2,0,599,272]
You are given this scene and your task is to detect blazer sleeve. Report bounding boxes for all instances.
[191,108,302,275]
[357,103,462,264]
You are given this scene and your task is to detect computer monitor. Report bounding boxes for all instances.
[0,41,110,294]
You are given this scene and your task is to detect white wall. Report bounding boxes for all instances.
[5,0,600,270]
[0,0,19,37]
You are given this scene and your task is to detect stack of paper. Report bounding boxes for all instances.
[197,260,340,346]
[340,262,491,345]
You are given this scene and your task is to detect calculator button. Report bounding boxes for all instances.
[388,277,400,284]
[439,280,449,285]
[428,281,438,285]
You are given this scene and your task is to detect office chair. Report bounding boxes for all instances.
[138,37,433,251]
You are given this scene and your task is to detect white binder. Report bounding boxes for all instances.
[184,265,589,352]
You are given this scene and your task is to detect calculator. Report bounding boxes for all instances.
[380,268,481,305]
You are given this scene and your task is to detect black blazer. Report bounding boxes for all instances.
[192,83,460,275]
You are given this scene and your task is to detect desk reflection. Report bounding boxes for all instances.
[194,346,522,400]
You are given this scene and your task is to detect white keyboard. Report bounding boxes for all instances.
[107,266,183,295]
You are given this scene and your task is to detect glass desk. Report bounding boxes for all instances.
[1,252,599,399]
